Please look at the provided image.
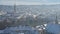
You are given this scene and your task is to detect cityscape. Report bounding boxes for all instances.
[0,0,60,34]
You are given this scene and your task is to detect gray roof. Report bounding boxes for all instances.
[46,23,60,34]
[4,25,33,31]
[2,25,38,34]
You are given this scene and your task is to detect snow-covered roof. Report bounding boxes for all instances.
[45,23,60,34]
[36,25,46,31]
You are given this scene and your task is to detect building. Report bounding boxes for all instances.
[45,23,60,34]
[35,24,47,34]
[1,25,38,34]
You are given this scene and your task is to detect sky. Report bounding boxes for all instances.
[0,0,60,5]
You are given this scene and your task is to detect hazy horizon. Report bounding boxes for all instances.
[0,0,60,5]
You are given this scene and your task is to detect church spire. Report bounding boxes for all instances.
[14,3,16,12]
[55,13,58,24]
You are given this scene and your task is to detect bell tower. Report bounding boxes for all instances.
[55,13,58,24]
[14,0,16,13]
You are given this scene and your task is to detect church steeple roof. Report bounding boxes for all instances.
[55,13,58,24]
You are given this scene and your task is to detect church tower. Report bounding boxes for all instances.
[55,13,58,24]
[14,3,16,13]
